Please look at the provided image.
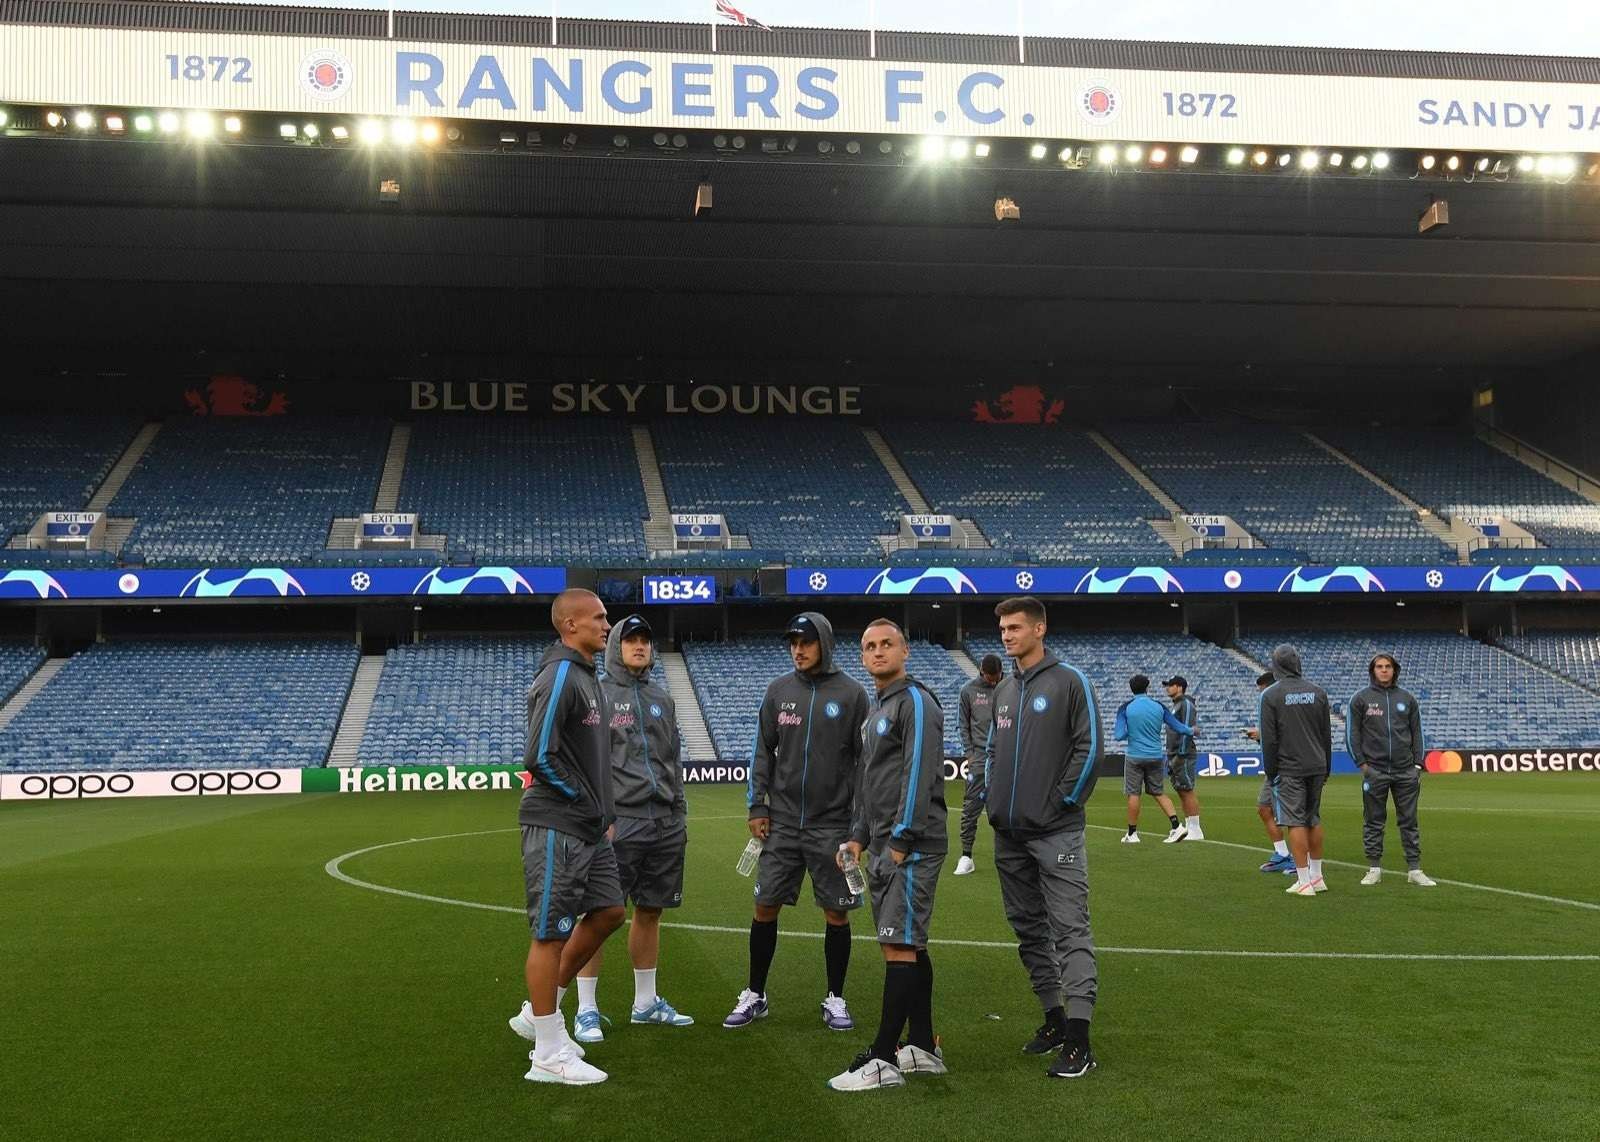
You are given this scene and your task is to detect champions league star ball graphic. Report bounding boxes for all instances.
[179,568,305,598]
[807,572,829,592]
[349,572,371,593]
[411,567,534,596]
[1475,565,1581,593]
[1072,567,1183,595]
[0,569,68,598]
[1276,566,1386,593]
[864,567,978,595]
[1426,569,1445,589]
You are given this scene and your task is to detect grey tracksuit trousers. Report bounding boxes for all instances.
[1362,766,1422,869]
[993,827,1097,1022]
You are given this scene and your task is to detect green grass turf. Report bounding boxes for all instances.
[3,774,1598,1141]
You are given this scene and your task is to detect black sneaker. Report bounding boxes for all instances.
[1047,1043,1097,1079]
[1022,1021,1067,1055]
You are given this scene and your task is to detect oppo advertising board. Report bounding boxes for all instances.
[2,24,1599,151]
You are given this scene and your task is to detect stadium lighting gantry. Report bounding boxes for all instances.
[1029,142,1047,159]
[73,110,94,130]
[358,120,385,145]
[186,112,215,138]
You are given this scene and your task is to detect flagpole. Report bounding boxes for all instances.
[1017,0,1025,64]
[551,0,558,47]
[869,0,876,59]
[712,2,718,53]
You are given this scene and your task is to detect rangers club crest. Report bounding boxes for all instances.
[301,50,353,101]
[1079,84,1119,122]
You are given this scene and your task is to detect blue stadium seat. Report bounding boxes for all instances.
[1497,629,1600,693]
[0,639,358,770]
[400,420,647,564]
[1319,428,1600,552]
[1236,629,1600,747]
[0,641,47,704]
[1105,424,1454,565]
[0,416,139,544]
[884,423,1173,564]
[110,419,389,565]
[655,420,908,562]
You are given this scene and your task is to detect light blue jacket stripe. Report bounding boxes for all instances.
[536,661,577,798]
[536,829,557,939]
[892,687,926,839]
[1062,664,1100,806]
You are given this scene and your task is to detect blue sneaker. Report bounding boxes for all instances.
[632,996,694,1027]
[723,989,769,1028]
[573,1009,609,1044]
[1260,853,1294,874]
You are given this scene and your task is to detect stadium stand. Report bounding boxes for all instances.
[0,416,140,546]
[0,641,47,704]
[1318,427,1600,553]
[884,422,1172,563]
[963,632,1264,746]
[654,420,909,561]
[681,635,969,760]
[400,419,648,564]
[1497,629,1600,694]
[112,419,390,565]
[356,636,666,767]
[1105,424,1454,565]
[0,639,358,770]
[1236,629,1600,746]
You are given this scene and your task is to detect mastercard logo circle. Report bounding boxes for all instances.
[1424,750,1462,773]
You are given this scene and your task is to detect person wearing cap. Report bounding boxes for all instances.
[1162,675,1204,841]
[1348,652,1436,887]
[725,612,870,1032]
[1112,674,1196,845]
[1246,671,1296,874]
[953,654,1004,875]
[569,614,694,1043]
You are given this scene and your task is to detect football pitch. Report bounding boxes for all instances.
[4,775,1598,1141]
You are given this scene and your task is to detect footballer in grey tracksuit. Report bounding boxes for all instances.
[1260,644,1333,829]
[957,671,999,856]
[983,652,1103,1025]
[1348,653,1426,870]
[748,612,871,911]
[519,641,623,940]
[602,615,688,909]
[850,675,948,947]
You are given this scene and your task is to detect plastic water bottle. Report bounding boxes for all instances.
[736,837,764,877]
[839,845,867,897]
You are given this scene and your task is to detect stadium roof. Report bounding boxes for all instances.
[5,0,1600,83]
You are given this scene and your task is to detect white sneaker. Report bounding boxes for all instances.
[896,1042,948,1075]
[827,1051,906,1091]
[1119,833,1141,844]
[524,1046,607,1086]
[953,855,976,876]
[1309,877,1328,893]
[1360,868,1382,886]
[1407,869,1438,887]
[1163,825,1189,844]
[1286,880,1317,896]
[821,993,854,1031]
[509,1001,585,1059]
[1187,825,1205,841]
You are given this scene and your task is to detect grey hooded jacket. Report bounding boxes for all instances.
[1260,644,1333,780]
[519,642,614,843]
[1347,654,1424,771]
[850,675,948,855]
[958,675,998,756]
[983,651,1103,839]
[602,621,685,820]
[747,612,870,829]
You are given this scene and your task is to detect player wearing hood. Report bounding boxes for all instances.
[570,614,695,1042]
[1259,643,1333,897]
[1348,653,1437,888]
[725,612,871,1032]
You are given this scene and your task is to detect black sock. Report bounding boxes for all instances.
[872,963,918,1062]
[824,921,851,997]
[1168,814,1180,829]
[961,847,972,858]
[1127,824,1138,836]
[1065,1017,1091,1049]
[749,919,778,995]
[1043,1004,1066,1030]
[908,950,935,1051]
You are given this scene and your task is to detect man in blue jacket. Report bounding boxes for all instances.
[1113,675,1197,845]
[983,596,1103,1080]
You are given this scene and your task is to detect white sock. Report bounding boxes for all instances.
[556,985,567,1013]
[575,976,599,1014]
[634,968,658,1012]
[1272,840,1289,857]
[1186,816,1200,831]
[1296,866,1312,886]
[532,1012,566,1062]
[1309,859,1323,880]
